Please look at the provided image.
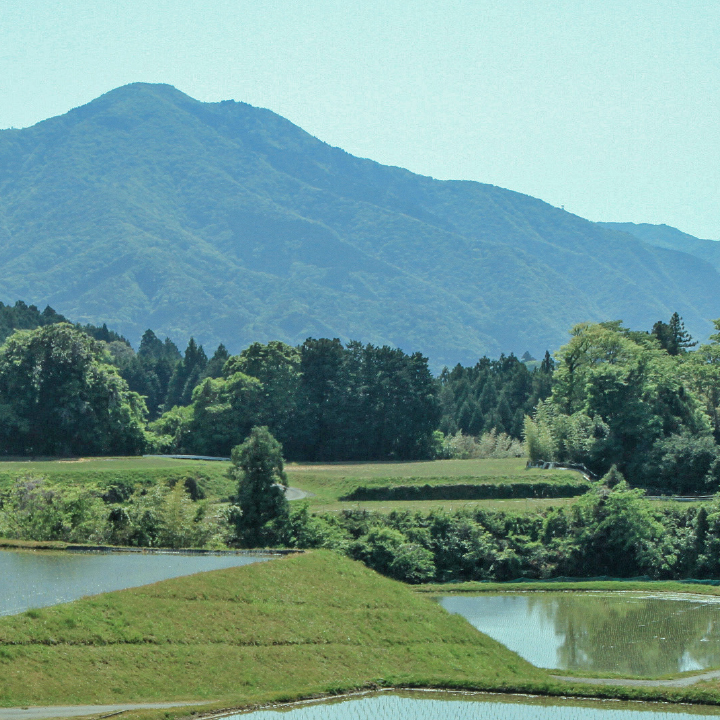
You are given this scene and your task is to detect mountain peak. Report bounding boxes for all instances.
[0,87,719,366]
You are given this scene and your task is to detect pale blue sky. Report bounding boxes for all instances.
[2,0,718,238]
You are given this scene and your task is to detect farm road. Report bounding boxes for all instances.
[552,668,720,687]
[285,486,312,501]
[0,701,203,720]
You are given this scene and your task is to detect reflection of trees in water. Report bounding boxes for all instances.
[526,594,720,676]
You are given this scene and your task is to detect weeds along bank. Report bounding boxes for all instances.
[3,468,720,584]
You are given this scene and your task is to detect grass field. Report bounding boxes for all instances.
[0,551,549,708]
[4,552,720,718]
[0,456,236,501]
[0,456,699,518]
[285,458,589,511]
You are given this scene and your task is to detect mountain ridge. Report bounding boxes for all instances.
[0,83,718,368]
[598,222,720,273]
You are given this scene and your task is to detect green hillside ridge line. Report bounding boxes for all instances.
[1,83,719,367]
[599,222,720,272]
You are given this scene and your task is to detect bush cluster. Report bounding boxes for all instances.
[6,470,720,585]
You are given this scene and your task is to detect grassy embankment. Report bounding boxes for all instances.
[4,552,720,718]
[0,550,549,710]
[0,456,236,501]
[415,579,720,595]
[285,458,589,513]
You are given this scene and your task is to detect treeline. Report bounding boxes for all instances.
[438,352,554,439]
[0,306,441,460]
[4,300,720,493]
[152,339,440,460]
[0,301,554,460]
[0,301,551,461]
[524,314,720,493]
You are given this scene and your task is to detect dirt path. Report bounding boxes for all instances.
[284,486,313,501]
[0,701,205,720]
[552,668,720,687]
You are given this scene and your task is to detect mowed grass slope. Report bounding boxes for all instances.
[0,456,235,501]
[0,551,549,707]
[286,458,588,511]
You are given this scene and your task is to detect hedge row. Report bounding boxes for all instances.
[340,481,591,501]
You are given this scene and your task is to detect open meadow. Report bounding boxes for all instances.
[0,456,703,522]
[0,456,592,516]
[284,457,590,512]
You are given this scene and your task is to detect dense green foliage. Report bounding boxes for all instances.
[272,480,720,584]
[2,84,720,368]
[340,479,590,501]
[0,324,148,456]
[0,475,231,548]
[231,426,288,545]
[110,329,182,419]
[524,318,720,491]
[155,338,441,461]
[0,301,67,344]
[438,352,553,439]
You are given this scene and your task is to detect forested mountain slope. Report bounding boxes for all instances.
[1,83,719,367]
[599,222,720,273]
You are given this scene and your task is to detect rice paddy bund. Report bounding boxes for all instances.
[6,552,720,718]
[0,551,549,709]
[284,457,590,512]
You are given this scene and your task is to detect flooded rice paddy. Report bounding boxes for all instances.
[234,691,720,718]
[0,548,270,615]
[439,592,720,677]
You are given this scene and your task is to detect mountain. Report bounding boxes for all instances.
[598,222,720,273]
[1,83,719,368]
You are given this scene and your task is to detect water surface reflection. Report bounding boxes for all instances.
[0,549,270,615]
[440,593,720,676]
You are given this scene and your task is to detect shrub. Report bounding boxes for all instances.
[442,429,524,459]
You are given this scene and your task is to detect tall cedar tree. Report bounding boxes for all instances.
[652,312,697,356]
[231,426,288,546]
[165,338,207,408]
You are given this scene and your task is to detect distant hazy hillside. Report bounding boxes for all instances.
[1,83,719,367]
[599,222,720,273]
